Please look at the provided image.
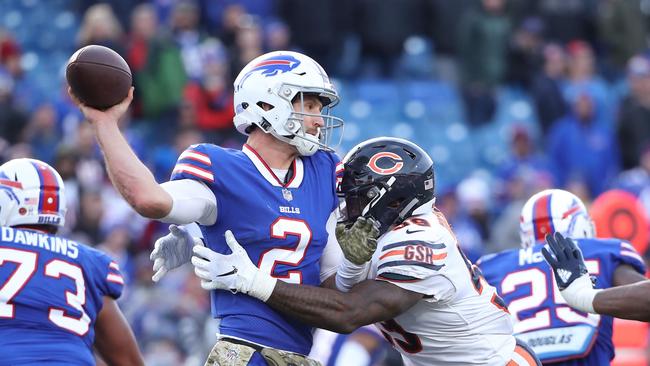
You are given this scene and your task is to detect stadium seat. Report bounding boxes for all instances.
[402,80,463,123]
[354,80,402,119]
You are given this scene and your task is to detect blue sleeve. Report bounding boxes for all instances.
[90,250,125,300]
[612,240,646,275]
[170,143,215,184]
[582,239,647,278]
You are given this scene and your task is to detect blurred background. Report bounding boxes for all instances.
[0,0,649,365]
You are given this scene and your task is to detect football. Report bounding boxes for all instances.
[65,45,132,110]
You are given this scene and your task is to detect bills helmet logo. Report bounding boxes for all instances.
[237,55,301,89]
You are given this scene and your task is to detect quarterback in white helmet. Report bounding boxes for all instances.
[72,49,351,365]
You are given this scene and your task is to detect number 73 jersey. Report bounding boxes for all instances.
[368,211,517,366]
[478,238,646,365]
[0,227,124,365]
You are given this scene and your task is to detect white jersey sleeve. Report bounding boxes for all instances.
[319,210,343,283]
[160,179,217,225]
[372,218,457,303]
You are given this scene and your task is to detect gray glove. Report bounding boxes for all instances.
[150,224,199,282]
[335,217,380,265]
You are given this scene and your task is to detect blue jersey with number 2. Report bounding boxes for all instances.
[0,227,124,365]
[478,238,646,365]
[171,143,340,355]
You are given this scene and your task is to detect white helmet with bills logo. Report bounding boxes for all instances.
[233,50,344,156]
[0,158,66,229]
[520,189,595,248]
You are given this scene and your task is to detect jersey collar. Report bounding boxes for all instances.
[243,144,304,188]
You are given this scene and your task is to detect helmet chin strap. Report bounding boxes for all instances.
[292,133,319,156]
[398,198,422,221]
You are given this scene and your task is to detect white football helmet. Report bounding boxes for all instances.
[520,189,595,248]
[0,158,66,229]
[233,50,344,156]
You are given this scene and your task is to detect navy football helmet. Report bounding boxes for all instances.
[338,137,435,235]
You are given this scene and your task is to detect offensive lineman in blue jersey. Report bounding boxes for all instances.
[0,158,143,365]
[477,189,647,365]
[72,50,350,365]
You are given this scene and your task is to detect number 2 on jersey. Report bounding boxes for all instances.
[0,247,91,335]
[258,217,311,284]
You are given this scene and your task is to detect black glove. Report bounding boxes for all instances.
[541,232,588,291]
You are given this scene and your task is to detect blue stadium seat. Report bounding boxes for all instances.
[402,80,463,123]
[354,80,402,119]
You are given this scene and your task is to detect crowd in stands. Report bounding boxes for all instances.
[1,0,650,364]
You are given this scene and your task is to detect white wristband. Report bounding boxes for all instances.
[335,258,370,292]
[250,273,278,302]
[560,274,601,313]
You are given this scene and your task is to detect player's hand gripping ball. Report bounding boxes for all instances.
[66,45,132,110]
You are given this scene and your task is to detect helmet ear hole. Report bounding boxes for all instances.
[257,101,274,111]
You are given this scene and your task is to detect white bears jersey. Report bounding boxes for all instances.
[367,209,516,365]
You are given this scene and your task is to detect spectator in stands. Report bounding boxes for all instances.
[536,0,597,44]
[530,43,568,133]
[170,0,207,81]
[457,0,511,125]
[150,128,204,183]
[228,15,264,85]
[0,29,37,112]
[617,54,650,170]
[495,124,554,204]
[505,17,545,89]
[21,104,59,163]
[127,3,186,120]
[491,125,555,250]
[265,21,292,52]
[598,0,649,77]
[355,0,425,78]
[437,182,487,262]
[182,39,235,137]
[563,40,613,128]
[216,4,246,50]
[547,92,620,197]
[76,3,125,55]
[0,66,27,144]
[278,0,350,74]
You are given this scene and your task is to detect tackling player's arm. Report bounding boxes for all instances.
[592,280,650,322]
[612,263,647,286]
[267,279,422,334]
[191,231,426,333]
[592,257,649,322]
[94,296,144,366]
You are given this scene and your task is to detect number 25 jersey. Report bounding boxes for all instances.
[0,227,124,365]
[171,143,340,355]
[367,210,516,366]
[478,238,646,365]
